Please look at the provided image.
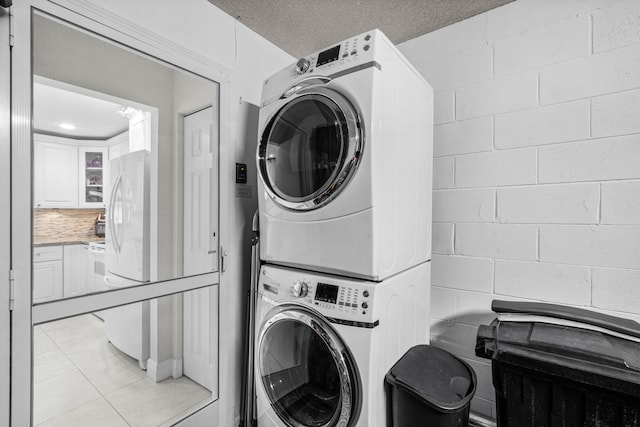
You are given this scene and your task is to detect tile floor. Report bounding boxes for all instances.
[33,314,212,426]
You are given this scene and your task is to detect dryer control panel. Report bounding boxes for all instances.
[293,30,378,76]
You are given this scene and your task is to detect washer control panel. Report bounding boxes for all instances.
[312,282,372,318]
[261,266,376,324]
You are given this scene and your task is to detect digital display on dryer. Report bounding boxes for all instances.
[315,283,339,304]
[317,45,341,67]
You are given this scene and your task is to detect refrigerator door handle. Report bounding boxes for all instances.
[109,173,123,254]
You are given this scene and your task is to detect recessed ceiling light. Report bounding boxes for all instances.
[59,123,76,130]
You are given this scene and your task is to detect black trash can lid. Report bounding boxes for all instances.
[386,344,477,412]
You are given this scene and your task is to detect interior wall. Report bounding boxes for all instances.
[399,0,640,418]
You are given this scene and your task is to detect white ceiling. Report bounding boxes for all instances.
[33,82,129,140]
[207,0,514,58]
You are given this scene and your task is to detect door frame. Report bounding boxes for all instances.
[9,1,232,425]
[1,5,11,427]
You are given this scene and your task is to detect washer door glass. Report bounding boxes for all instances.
[258,88,362,211]
[259,307,360,427]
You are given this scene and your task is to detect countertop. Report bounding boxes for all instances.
[34,236,105,247]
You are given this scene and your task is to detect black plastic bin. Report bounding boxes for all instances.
[385,344,477,427]
[476,300,640,427]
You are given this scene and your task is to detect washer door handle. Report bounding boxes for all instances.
[281,76,332,98]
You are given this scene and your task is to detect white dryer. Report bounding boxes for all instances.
[254,262,430,427]
[257,29,434,281]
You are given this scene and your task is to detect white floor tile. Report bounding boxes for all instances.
[33,327,57,355]
[33,348,77,384]
[159,396,214,427]
[36,398,129,427]
[40,314,105,348]
[63,335,147,395]
[33,370,102,425]
[34,312,210,426]
[106,376,211,427]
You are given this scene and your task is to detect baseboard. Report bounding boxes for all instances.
[146,357,184,382]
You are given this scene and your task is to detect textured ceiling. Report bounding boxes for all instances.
[208,0,514,58]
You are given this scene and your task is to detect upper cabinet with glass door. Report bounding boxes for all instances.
[79,146,109,207]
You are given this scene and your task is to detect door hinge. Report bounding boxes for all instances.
[7,6,14,47]
[9,269,14,311]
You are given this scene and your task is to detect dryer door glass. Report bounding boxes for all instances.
[259,308,359,427]
[258,89,362,211]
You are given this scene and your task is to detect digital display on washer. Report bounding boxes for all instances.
[315,283,339,304]
[316,45,341,67]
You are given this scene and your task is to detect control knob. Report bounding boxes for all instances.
[291,280,309,298]
[295,58,310,74]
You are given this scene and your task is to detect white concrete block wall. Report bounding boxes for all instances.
[398,0,640,419]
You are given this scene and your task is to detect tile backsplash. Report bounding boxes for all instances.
[33,208,105,245]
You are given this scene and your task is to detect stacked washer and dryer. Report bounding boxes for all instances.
[254,29,434,427]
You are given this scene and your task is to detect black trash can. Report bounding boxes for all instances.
[385,344,477,427]
[476,300,640,427]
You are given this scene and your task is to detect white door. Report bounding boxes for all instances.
[10,5,224,426]
[0,6,11,426]
[183,287,218,392]
[183,106,218,391]
[183,106,218,275]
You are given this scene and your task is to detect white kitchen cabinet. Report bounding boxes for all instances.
[86,246,107,294]
[34,134,110,209]
[33,137,78,208]
[63,244,88,298]
[78,147,109,208]
[33,246,63,303]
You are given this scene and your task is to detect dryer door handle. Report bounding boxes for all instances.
[281,76,332,98]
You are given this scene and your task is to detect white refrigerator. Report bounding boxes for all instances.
[103,149,150,370]
[105,150,150,284]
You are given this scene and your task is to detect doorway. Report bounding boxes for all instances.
[9,4,227,426]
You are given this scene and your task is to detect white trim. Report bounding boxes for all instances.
[33,275,219,324]
[34,75,159,123]
[11,0,35,424]
[38,0,232,84]
[48,0,233,76]
[32,133,81,146]
[0,6,11,427]
[147,357,184,382]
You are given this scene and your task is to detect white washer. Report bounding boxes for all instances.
[255,262,430,427]
[257,29,434,281]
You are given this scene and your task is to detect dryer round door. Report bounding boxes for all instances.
[257,305,361,427]
[258,87,363,211]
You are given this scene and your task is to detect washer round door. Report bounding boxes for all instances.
[258,87,363,211]
[257,305,361,427]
